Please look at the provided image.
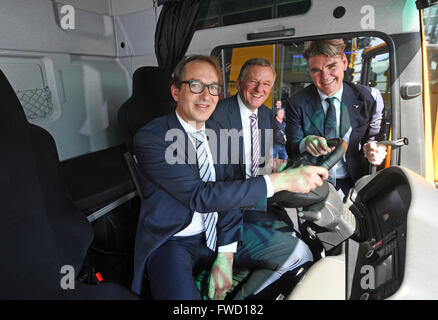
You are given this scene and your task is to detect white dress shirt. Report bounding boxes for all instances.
[236,94,274,196]
[174,111,236,252]
[299,86,349,179]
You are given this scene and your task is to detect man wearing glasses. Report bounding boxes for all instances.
[131,55,327,300]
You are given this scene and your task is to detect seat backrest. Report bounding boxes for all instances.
[28,123,94,272]
[118,66,174,153]
[0,69,138,299]
[0,69,68,298]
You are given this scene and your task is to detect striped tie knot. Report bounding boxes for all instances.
[190,129,206,145]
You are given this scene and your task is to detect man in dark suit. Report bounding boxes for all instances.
[212,58,295,232]
[285,39,387,195]
[211,58,314,293]
[132,55,327,300]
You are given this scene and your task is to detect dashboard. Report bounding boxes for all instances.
[346,167,411,300]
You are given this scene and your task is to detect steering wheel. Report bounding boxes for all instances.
[268,138,348,208]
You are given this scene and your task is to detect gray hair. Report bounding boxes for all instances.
[237,57,276,82]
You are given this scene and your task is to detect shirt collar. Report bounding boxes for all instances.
[317,84,344,103]
[175,110,206,134]
[237,94,258,118]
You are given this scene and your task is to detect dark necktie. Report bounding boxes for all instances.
[189,130,217,251]
[324,97,337,139]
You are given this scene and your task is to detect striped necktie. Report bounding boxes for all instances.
[189,130,217,251]
[249,113,259,177]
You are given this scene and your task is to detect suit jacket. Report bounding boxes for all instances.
[211,94,273,180]
[131,111,267,295]
[285,82,385,182]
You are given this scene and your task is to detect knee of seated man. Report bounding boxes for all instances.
[279,238,313,273]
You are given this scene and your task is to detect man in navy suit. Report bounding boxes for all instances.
[212,58,296,232]
[211,58,315,296]
[285,39,387,195]
[131,55,327,300]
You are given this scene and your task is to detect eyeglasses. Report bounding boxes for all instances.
[180,80,222,96]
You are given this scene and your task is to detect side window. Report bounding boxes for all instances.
[213,37,392,137]
[196,0,311,30]
[360,41,391,141]
[421,5,438,185]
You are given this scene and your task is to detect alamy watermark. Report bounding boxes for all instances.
[60,5,75,30]
[163,127,274,175]
[60,264,75,290]
[360,5,375,30]
[360,265,375,290]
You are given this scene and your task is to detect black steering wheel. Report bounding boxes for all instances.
[268,138,348,208]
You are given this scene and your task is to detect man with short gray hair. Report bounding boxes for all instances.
[212,58,314,298]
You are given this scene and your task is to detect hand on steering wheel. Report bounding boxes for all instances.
[270,165,328,194]
[268,138,348,208]
[303,135,334,157]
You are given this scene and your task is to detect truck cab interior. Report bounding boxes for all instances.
[1,0,438,300]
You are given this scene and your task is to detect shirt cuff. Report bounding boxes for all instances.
[263,175,274,198]
[218,242,237,253]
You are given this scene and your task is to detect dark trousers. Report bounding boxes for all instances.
[146,233,214,300]
[146,223,311,300]
[335,176,354,196]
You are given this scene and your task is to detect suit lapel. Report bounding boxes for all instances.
[166,112,199,175]
[341,83,364,140]
[206,121,224,181]
[304,86,325,136]
[257,106,270,130]
[227,95,244,130]
[257,106,272,159]
[227,95,246,178]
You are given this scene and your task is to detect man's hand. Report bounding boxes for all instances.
[266,158,288,173]
[304,135,333,156]
[270,165,328,194]
[208,252,234,300]
[364,141,387,165]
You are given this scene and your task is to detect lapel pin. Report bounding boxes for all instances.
[353,104,360,109]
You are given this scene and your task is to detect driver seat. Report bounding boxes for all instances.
[118,66,174,153]
[0,69,138,299]
[118,66,174,201]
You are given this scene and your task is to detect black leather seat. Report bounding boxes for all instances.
[118,66,174,153]
[118,66,174,200]
[0,69,138,299]
[117,66,174,297]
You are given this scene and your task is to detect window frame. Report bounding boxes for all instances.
[211,31,399,165]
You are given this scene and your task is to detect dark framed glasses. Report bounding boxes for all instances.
[180,80,221,96]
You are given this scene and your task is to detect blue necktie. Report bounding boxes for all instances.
[190,130,217,251]
[324,97,337,139]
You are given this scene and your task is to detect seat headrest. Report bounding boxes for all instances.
[132,66,173,99]
[118,66,174,152]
